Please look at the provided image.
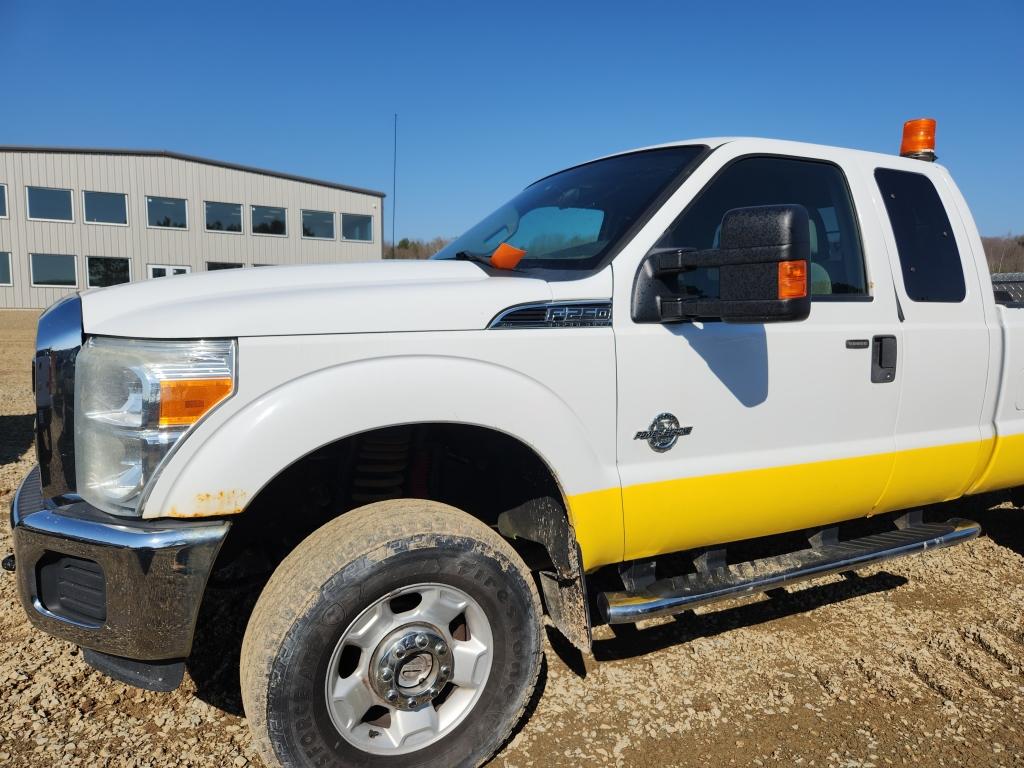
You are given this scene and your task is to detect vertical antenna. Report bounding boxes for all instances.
[392,113,398,258]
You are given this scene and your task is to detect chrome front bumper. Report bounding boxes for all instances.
[9,466,230,661]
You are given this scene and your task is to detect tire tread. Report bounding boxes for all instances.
[240,499,542,768]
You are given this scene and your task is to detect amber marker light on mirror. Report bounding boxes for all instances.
[159,378,234,427]
[900,118,937,161]
[778,260,808,300]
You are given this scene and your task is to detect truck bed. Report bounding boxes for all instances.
[992,273,1024,306]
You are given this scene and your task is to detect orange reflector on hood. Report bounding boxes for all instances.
[490,242,527,270]
[159,378,233,427]
[778,260,808,300]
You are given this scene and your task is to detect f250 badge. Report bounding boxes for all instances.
[634,413,692,452]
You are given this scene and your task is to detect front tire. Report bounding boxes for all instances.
[240,500,543,768]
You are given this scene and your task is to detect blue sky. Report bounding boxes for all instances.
[2,1,1021,240]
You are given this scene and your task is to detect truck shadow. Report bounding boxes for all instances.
[965,503,1024,558]
[0,414,35,468]
[668,322,769,408]
[548,570,907,675]
[186,578,265,716]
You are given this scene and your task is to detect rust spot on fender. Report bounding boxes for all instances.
[166,490,248,518]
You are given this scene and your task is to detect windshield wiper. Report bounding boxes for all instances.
[454,245,527,271]
[453,251,495,267]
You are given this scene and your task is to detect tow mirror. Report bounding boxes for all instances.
[631,204,812,323]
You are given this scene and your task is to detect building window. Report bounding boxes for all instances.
[0,184,7,218]
[87,256,131,287]
[147,196,188,229]
[30,253,77,287]
[342,213,373,242]
[207,261,242,270]
[27,187,74,222]
[148,264,191,278]
[205,201,243,233]
[302,209,334,239]
[252,205,286,236]
[84,191,128,225]
[0,252,11,285]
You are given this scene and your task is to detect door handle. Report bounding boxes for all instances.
[871,335,897,383]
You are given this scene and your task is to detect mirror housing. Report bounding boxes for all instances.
[632,204,812,324]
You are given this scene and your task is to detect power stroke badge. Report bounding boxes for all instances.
[634,413,692,452]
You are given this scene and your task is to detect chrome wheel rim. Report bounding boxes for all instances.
[324,582,494,755]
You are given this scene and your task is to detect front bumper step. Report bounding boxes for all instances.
[82,649,185,693]
[599,516,981,624]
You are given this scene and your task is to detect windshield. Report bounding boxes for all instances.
[432,146,707,271]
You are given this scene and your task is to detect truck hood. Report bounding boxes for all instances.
[81,260,554,338]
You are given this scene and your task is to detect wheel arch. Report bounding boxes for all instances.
[142,354,623,571]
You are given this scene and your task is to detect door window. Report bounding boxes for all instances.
[656,156,868,299]
[874,168,965,303]
[148,264,191,278]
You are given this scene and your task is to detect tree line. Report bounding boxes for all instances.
[984,235,1024,275]
[384,237,453,260]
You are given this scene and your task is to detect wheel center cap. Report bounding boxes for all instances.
[398,654,433,688]
[370,625,453,710]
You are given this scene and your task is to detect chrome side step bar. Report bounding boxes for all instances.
[598,517,980,625]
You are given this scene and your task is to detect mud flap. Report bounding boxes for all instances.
[537,569,592,652]
[497,496,592,653]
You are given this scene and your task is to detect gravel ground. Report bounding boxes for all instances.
[1,309,1023,767]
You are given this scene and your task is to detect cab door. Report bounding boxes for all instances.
[870,165,993,510]
[612,143,902,562]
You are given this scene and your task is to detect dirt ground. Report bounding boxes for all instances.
[1,308,1022,767]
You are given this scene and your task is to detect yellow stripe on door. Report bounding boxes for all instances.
[567,435,1024,572]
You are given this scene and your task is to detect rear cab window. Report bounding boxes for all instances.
[874,168,965,303]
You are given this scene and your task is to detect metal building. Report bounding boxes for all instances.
[0,147,385,309]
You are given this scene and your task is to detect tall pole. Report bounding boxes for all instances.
[392,113,397,258]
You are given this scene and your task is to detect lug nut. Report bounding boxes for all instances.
[434,642,447,655]
[385,690,398,702]
[406,697,417,708]
[415,634,428,648]
[439,665,450,677]
[395,648,405,659]
[380,668,393,682]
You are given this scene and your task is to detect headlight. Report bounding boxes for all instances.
[75,337,236,516]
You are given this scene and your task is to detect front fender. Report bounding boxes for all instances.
[142,341,623,569]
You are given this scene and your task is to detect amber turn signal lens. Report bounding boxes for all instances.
[159,378,233,427]
[490,242,527,270]
[778,260,808,300]
[900,118,936,158]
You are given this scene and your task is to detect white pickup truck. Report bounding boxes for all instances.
[11,123,1024,768]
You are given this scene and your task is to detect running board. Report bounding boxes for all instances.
[598,517,980,624]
